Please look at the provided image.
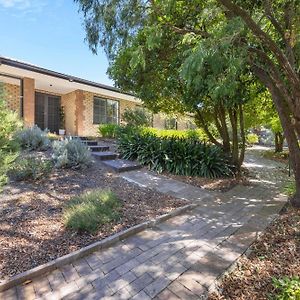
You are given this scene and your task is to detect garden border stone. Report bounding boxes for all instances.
[0,202,198,292]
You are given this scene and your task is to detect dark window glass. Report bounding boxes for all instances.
[165,118,177,130]
[93,97,119,124]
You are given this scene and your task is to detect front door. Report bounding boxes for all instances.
[35,92,61,133]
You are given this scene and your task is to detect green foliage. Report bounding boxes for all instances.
[263,150,289,161]
[246,133,259,145]
[8,157,52,181]
[52,138,92,169]
[0,97,21,188]
[283,181,296,197]
[15,125,50,151]
[64,189,121,233]
[60,106,65,129]
[117,128,232,178]
[141,127,209,141]
[48,133,61,141]
[98,124,120,138]
[122,107,152,127]
[271,276,300,300]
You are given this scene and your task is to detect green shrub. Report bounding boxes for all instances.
[122,107,152,127]
[52,138,92,169]
[117,129,232,178]
[246,133,259,145]
[0,98,21,188]
[98,124,120,138]
[8,157,52,181]
[271,276,300,300]
[15,125,50,151]
[263,150,289,161]
[64,189,121,232]
[48,133,60,141]
[283,181,296,197]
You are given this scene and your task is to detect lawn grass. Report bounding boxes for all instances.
[64,189,121,233]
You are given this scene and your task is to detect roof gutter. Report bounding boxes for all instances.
[0,56,135,97]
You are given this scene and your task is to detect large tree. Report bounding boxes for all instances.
[76,0,300,205]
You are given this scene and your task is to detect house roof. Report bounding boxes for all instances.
[0,56,139,103]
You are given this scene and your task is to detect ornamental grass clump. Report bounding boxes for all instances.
[52,138,92,169]
[117,128,232,178]
[64,189,121,233]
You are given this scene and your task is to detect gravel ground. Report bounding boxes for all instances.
[0,156,187,282]
[209,205,300,300]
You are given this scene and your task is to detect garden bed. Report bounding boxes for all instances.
[165,173,250,192]
[0,158,187,282]
[209,205,300,300]
[262,149,289,164]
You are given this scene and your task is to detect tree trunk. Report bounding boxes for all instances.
[238,103,246,167]
[253,65,300,206]
[274,132,284,153]
[229,106,240,171]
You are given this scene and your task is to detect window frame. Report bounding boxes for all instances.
[93,96,120,125]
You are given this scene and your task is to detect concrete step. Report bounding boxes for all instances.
[83,140,98,146]
[102,159,142,172]
[89,145,109,152]
[92,151,118,161]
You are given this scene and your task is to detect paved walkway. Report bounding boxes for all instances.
[1,148,288,300]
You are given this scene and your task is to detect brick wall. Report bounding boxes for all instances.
[61,91,77,136]
[23,77,35,126]
[0,82,20,114]
[82,91,138,136]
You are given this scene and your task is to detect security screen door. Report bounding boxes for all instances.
[35,92,60,133]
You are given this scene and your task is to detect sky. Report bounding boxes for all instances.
[0,0,113,85]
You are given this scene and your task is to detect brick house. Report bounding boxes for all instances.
[0,56,194,136]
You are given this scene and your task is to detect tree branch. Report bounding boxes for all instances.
[264,0,285,38]
[248,46,295,111]
[195,110,223,148]
[217,0,300,90]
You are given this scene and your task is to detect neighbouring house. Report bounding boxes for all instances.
[0,56,194,136]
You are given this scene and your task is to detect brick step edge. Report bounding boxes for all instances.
[0,202,197,292]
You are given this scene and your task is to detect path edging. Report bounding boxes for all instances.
[0,203,198,292]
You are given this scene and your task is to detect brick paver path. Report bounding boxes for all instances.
[1,148,288,299]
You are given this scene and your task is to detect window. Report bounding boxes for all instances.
[165,118,177,130]
[93,97,119,124]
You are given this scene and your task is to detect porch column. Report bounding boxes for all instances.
[75,90,85,136]
[23,77,35,126]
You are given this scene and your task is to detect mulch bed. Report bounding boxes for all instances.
[166,173,250,192]
[0,157,187,282]
[209,205,300,300]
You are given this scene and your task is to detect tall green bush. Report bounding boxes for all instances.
[117,128,232,178]
[122,107,152,127]
[0,97,21,188]
[246,133,259,145]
